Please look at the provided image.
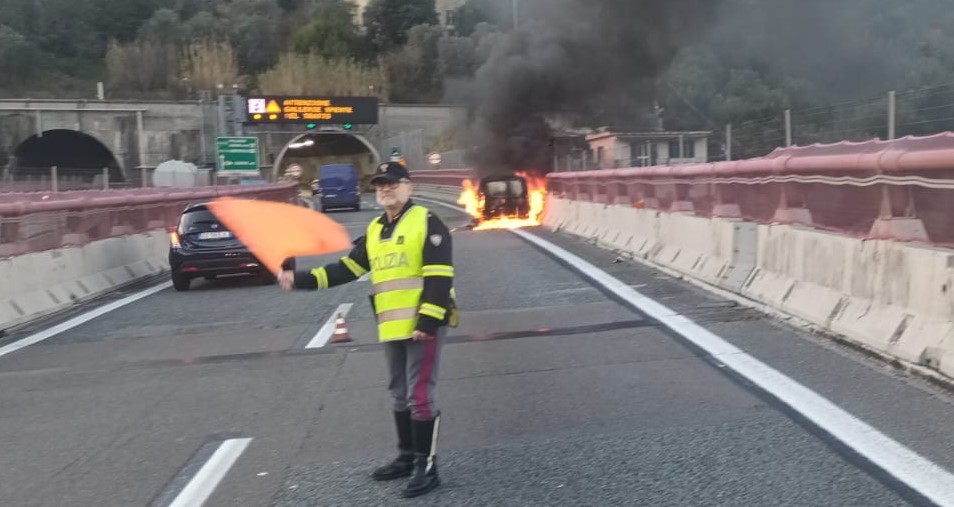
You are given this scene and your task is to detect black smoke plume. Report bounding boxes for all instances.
[469,0,721,177]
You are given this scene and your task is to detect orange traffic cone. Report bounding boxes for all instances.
[331,313,352,343]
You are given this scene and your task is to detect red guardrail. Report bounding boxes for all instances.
[546,133,954,245]
[0,183,298,258]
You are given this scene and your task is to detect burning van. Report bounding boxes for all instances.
[458,172,547,231]
[478,175,531,222]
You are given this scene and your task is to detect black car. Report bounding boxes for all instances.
[478,175,530,222]
[168,202,274,291]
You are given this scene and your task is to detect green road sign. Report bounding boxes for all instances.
[216,137,260,173]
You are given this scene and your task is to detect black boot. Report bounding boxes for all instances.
[371,410,415,481]
[402,415,441,498]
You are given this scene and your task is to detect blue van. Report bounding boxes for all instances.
[314,163,361,212]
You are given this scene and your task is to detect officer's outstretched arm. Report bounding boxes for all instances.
[283,236,370,290]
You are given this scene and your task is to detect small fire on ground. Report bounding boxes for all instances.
[456,172,547,231]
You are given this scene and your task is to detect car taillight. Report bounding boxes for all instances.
[169,230,182,249]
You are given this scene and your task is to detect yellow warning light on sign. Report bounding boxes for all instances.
[269,114,278,120]
[266,100,281,113]
[253,113,263,120]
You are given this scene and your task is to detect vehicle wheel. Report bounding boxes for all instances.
[172,274,191,291]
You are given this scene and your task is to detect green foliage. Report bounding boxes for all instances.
[363,0,438,52]
[0,25,45,87]
[292,0,363,60]
[451,1,491,37]
[384,24,443,103]
[4,0,954,126]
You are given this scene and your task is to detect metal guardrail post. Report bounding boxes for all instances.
[51,166,58,192]
[888,91,897,140]
[784,109,793,147]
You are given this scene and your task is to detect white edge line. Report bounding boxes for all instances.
[168,437,253,507]
[305,303,354,349]
[512,228,954,507]
[0,281,173,360]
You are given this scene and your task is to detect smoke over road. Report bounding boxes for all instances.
[468,0,721,176]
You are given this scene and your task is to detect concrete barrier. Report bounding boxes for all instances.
[546,198,758,293]
[746,224,954,377]
[0,229,170,332]
[543,197,954,380]
[0,182,297,333]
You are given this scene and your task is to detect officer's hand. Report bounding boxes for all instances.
[412,330,436,341]
[278,271,295,291]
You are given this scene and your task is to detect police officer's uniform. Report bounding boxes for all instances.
[284,162,456,498]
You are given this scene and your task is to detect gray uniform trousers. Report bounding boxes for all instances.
[383,327,446,420]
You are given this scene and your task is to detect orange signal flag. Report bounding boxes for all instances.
[207,197,353,275]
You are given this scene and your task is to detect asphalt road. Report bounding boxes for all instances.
[1,194,954,507]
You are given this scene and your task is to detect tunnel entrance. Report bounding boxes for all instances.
[273,133,381,194]
[9,129,123,183]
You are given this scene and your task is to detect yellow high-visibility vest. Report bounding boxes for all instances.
[367,205,455,342]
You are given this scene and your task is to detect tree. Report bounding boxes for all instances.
[452,0,491,36]
[138,8,183,44]
[0,25,44,87]
[438,36,476,77]
[216,0,283,74]
[257,52,386,96]
[91,0,166,44]
[384,24,443,103]
[181,12,226,42]
[229,15,281,74]
[105,39,178,95]
[292,0,363,60]
[31,0,104,60]
[363,0,438,52]
[181,40,239,92]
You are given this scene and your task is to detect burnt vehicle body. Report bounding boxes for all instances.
[478,175,530,222]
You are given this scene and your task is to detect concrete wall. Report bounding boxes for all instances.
[544,197,954,380]
[0,100,214,177]
[0,229,170,332]
[0,100,464,180]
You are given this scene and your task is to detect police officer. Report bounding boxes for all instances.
[278,161,456,498]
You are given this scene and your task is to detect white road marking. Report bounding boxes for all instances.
[168,438,252,507]
[420,195,954,505]
[0,281,172,361]
[305,303,354,349]
[513,228,954,507]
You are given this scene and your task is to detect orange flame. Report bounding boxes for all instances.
[456,172,547,231]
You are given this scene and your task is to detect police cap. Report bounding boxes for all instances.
[371,162,412,185]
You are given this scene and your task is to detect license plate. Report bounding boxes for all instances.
[197,231,232,240]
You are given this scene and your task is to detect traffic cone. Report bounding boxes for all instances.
[331,313,352,343]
